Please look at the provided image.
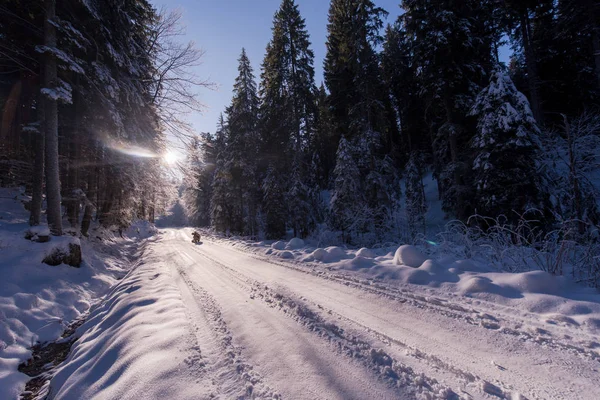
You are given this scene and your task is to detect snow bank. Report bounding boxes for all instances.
[393,245,427,267]
[356,247,376,258]
[213,229,600,336]
[285,238,305,250]
[46,259,205,399]
[279,250,294,259]
[271,241,286,250]
[0,188,146,399]
[309,246,349,263]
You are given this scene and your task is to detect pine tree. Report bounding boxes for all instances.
[210,115,233,233]
[311,84,335,188]
[182,132,216,227]
[42,0,63,236]
[469,70,543,222]
[324,0,399,239]
[324,0,388,142]
[404,153,427,241]
[259,0,319,238]
[226,48,260,235]
[262,165,287,239]
[381,22,427,157]
[401,0,496,219]
[288,163,316,238]
[329,136,365,243]
[182,136,202,225]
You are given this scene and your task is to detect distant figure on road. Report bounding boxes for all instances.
[192,231,201,244]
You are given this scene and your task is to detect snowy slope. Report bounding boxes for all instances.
[0,188,142,399]
[46,229,600,399]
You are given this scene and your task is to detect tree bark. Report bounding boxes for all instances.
[81,153,97,237]
[66,136,80,228]
[30,130,45,226]
[593,27,600,91]
[30,78,45,226]
[520,9,544,125]
[43,0,63,236]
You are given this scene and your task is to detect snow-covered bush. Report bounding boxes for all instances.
[427,214,600,287]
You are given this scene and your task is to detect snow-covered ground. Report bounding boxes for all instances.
[0,188,150,399]
[2,186,599,399]
[42,228,600,399]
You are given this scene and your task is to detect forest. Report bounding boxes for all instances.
[0,0,195,236]
[181,0,600,252]
[1,0,600,276]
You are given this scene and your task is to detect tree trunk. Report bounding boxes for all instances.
[30,83,45,226]
[593,27,600,91]
[563,115,585,235]
[81,154,97,237]
[43,0,62,236]
[520,10,544,125]
[66,137,80,228]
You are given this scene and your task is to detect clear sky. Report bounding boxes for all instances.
[150,0,403,151]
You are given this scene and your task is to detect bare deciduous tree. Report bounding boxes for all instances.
[149,9,214,141]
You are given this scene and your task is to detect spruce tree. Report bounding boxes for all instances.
[259,0,319,238]
[324,0,399,239]
[329,136,364,243]
[262,164,288,239]
[324,0,388,142]
[404,153,427,241]
[469,70,542,222]
[401,0,495,219]
[226,48,260,235]
[210,115,233,233]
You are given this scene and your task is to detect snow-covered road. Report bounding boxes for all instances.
[50,229,600,399]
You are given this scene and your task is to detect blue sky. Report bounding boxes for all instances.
[150,0,403,150]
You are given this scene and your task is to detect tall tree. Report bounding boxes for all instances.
[469,70,543,222]
[404,152,427,241]
[324,0,399,238]
[41,0,63,235]
[224,48,260,235]
[259,0,319,238]
[329,136,364,243]
[324,0,388,143]
[401,0,495,219]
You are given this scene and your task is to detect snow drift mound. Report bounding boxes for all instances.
[356,248,376,258]
[271,241,286,250]
[393,245,427,267]
[285,238,305,250]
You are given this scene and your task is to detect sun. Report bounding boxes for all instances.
[163,150,180,165]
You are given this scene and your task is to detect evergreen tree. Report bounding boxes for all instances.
[288,163,316,238]
[329,136,365,243]
[381,22,427,158]
[324,0,388,142]
[311,84,335,188]
[210,115,233,233]
[469,70,543,222]
[226,48,260,235]
[182,132,217,227]
[262,164,288,239]
[401,0,496,219]
[259,0,319,238]
[404,153,427,241]
[182,136,202,225]
[324,0,399,238]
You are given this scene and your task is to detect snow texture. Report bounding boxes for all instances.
[0,188,142,399]
[393,245,427,267]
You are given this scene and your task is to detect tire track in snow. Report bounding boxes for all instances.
[215,239,600,364]
[189,245,524,399]
[186,237,600,400]
[175,241,414,399]
[174,246,281,399]
[187,246,463,399]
